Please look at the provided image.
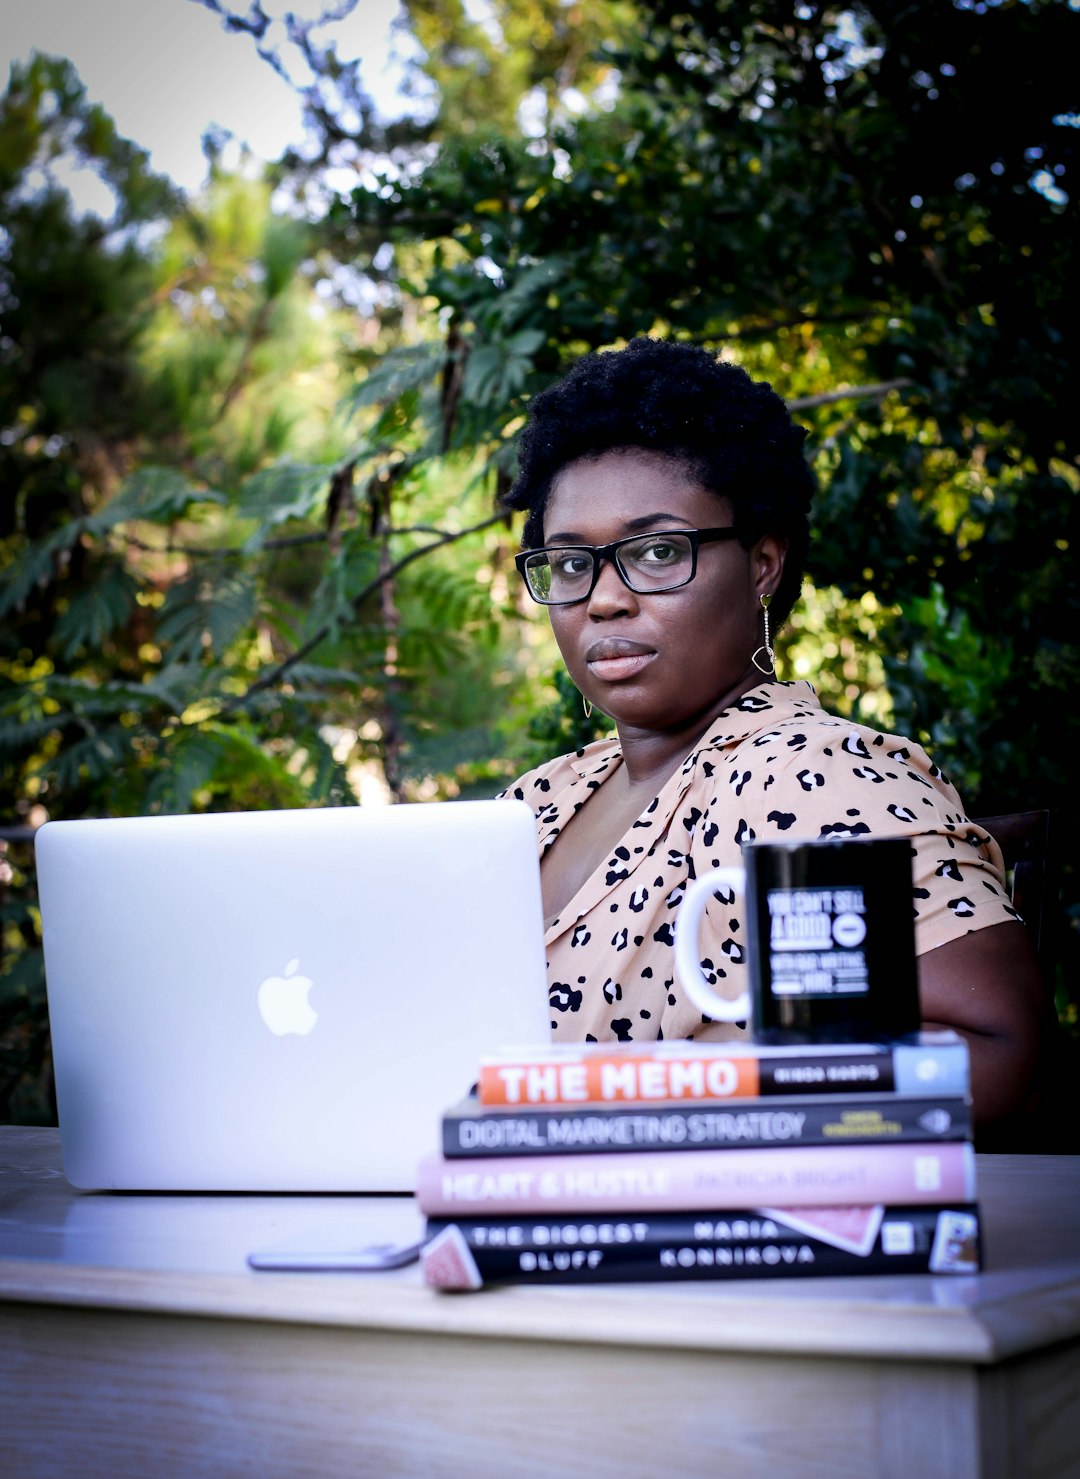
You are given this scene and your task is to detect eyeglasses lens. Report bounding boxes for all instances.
[524,532,695,604]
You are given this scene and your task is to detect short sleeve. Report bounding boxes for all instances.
[907,814,1019,952]
[741,717,1019,954]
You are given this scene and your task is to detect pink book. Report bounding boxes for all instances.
[415,1141,976,1216]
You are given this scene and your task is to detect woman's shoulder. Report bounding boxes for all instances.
[800,707,953,797]
[691,681,966,829]
[730,682,950,784]
[500,734,623,803]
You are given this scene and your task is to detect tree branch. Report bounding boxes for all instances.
[216,296,276,419]
[787,378,911,411]
[120,530,327,557]
[215,512,508,717]
[678,309,884,346]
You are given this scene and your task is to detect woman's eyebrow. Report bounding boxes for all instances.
[545,514,695,543]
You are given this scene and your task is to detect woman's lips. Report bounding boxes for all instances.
[585,640,656,682]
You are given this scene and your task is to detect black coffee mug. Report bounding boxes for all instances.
[674,837,921,1043]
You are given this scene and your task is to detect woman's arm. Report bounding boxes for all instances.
[918,920,1046,1126]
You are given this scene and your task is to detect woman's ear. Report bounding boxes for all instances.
[752,533,788,602]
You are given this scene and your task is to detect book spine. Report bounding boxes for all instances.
[442,1095,972,1158]
[422,1204,983,1288]
[478,1042,969,1107]
[416,1141,977,1216]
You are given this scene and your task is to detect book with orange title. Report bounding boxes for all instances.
[476,1033,970,1108]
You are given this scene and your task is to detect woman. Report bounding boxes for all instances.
[501,337,1044,1130]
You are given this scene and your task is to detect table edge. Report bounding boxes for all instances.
[5,1255,1068,1365]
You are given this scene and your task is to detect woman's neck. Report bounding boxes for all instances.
[613,672,777,790]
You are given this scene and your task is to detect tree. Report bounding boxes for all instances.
[3,1,1077,1122]
[334,0,1079,1015]
[0,53,538,1119]
[0,55,535,827]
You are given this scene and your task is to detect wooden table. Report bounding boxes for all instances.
[2,1128,1079,1478]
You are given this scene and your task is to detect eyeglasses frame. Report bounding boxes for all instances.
[514,526,742,606]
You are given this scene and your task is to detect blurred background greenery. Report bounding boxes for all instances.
[2,0,1076,1123]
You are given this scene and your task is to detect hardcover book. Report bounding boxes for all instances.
[416,1140,977,1216]
[421,1202,983,1289]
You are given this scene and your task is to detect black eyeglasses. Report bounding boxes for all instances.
[514,527,741,606]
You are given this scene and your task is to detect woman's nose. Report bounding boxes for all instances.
[586,555,637,616]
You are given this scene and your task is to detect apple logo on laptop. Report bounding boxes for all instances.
[257,958,317,1036]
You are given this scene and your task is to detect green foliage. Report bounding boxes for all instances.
[403,0,633,137]
[0,829,49,1123]
[886,583,1014,795]
[2,2,1078,1124]
[519,668,613,770]
[339,0,1079,1008]
[0,55,539,1119]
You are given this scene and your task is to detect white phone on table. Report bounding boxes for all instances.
[248,1231,425,1271]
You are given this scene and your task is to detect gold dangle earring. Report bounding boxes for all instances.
[751,592,775,676]
[582,694,594,719]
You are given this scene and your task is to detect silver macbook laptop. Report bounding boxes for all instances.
[36,800,550,1193]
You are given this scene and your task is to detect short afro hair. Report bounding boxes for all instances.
[503,337,815,629]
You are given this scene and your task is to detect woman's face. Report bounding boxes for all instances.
[542,448,786,737]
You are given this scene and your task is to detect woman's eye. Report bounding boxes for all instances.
[639,540,680,564]
[553,553,592,579]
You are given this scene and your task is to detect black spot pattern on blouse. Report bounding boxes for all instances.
[502,681,1016,1045]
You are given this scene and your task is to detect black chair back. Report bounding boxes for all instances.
[972,809,1051,961]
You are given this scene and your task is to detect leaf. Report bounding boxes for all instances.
[460,345,505,405]
[236,464,330,541]
[398,623,470,676]
[0,947,47,1008]
[484,258,568,332]
[142,722,311,814]
[284,661,376,689]
[460,328,543,407]
[157,729,225,813]
[39,672,171,716]
[260,215,308,299]
[0,526,84,619]
[89,468,226,530]
[302,528,381,638]
[292,726,359,806]
[505,327,545,356]
[0,712,62,755]
[43,727,133,794]
[399,725,501,783]
[345,343,447,414]
[156,572,256,664]
[54,563,138,659]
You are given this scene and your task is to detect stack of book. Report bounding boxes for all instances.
[418,1033,981,1290]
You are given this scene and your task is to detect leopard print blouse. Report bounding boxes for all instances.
[505,680,1018,1043]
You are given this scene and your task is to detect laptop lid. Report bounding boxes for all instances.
[36,800,550,1192]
